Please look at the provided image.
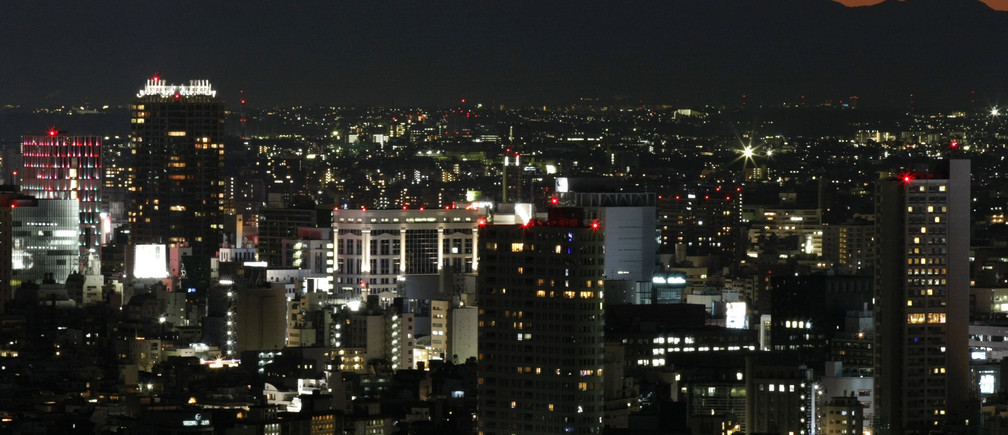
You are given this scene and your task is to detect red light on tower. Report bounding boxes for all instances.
[901,173,914,183]
[48,129,57,137]
[551,197,559,206]
[174,93,181,99]
[591,220,600,230]
[478,217,487,226]
[950,140,958,149]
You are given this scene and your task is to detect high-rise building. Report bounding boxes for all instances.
[129,77,225,257]
[477,208,604,434]
[873,160,970,432]
[21,131,102,269]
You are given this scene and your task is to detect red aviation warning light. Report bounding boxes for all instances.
[551,197,559,206]
[48,129,57,137]
[950,140,959,149]
[478,217,487,226]
[901,173,914,183]
[591,220,600,230]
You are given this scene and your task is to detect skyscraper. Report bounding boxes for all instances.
[21,131,102,270]
[130,77,225,257]
[477,208,604,434]
[873,160,970,432]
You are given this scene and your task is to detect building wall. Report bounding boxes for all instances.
[600,206,656,283]
[449,306,478,363]
[429,300,449,360]
[237,286,287,352]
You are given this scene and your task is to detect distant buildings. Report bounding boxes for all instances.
[129,77,225,257]
[873,160,970,432]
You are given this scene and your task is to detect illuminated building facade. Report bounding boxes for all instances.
[12,199,80,285]
[130,77,225,257]
[21,132,102,269]
[873,160,970,432]
[477,208,604,435]
[332,208,480,295]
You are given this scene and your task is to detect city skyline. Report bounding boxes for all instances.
[3,2,1008,434]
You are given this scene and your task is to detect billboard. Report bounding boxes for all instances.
[134,244,169,279]
[726,301,748,329]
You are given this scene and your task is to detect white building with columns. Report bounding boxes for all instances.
[332,208,481,295]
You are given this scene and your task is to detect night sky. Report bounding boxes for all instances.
[2,0,1007,108]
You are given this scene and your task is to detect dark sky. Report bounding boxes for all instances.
[2,0,1006,108]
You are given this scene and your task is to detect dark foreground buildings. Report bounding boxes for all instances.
[477,208,605,434]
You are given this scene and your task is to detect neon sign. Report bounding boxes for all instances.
[137,77,217,98]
